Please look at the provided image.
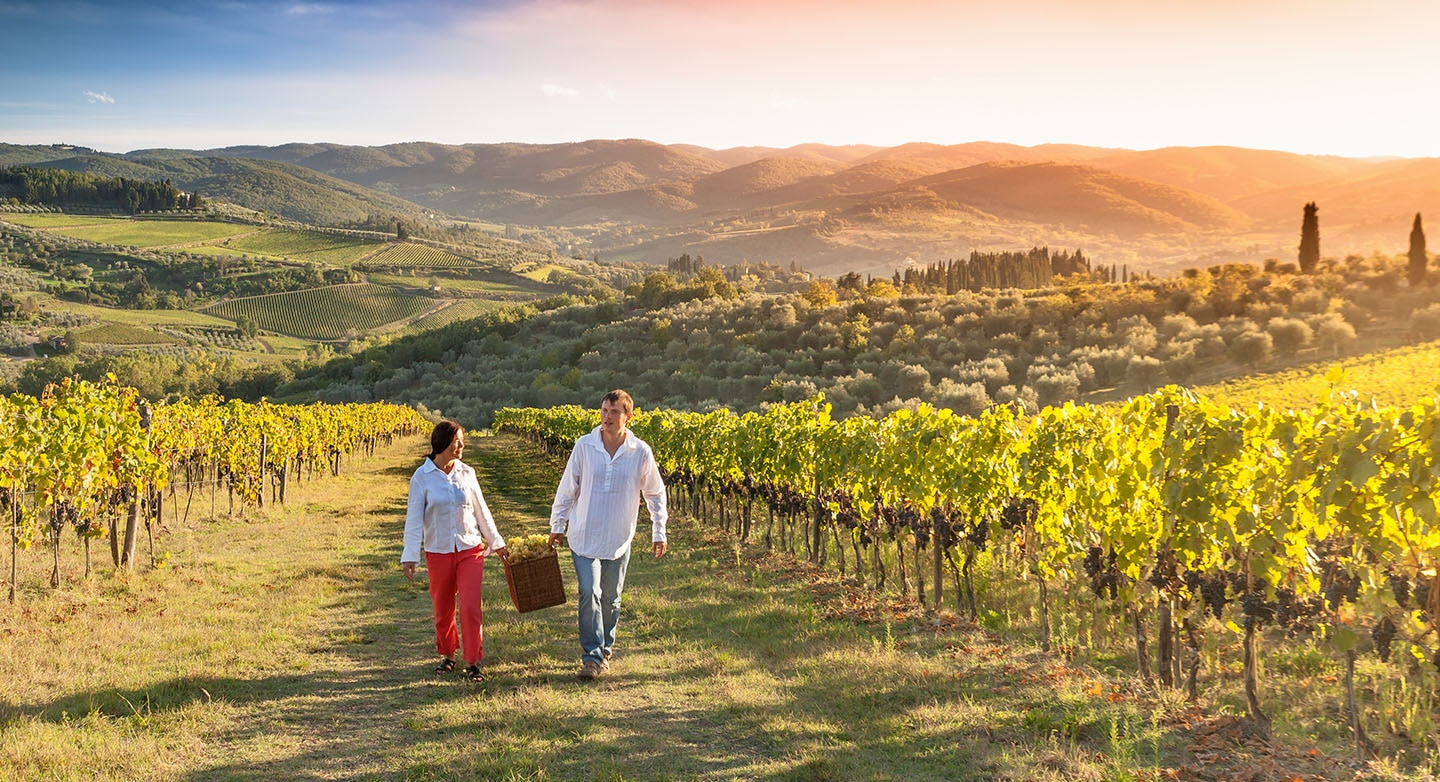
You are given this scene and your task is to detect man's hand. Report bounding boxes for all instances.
[401,562,417,582]
[653,541,667,558]
[548,532,565,549]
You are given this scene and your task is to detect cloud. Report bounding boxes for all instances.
[285,3,339,15]
[84,90,115,104]
[540,83,580,97]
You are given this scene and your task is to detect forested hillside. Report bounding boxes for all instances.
[274,250,1440,427]
[0,151,434,227]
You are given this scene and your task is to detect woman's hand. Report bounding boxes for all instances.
[401,562,417,582]
[489,545,508,560]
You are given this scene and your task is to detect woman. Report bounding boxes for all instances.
[401,420,506,681]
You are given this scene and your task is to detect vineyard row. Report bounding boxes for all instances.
[4,378,429,599]
[495,383,1440,749]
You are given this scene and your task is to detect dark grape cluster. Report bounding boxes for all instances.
[1321,568,1360,611]
[1198,576,1229,620]
[1272,587,1322,631]
[1372,616,1397,663]
[899,504,927,547]
[965,515,990,551]
[760,484,809,518]
[1388,569,1412,608]
[818,489,861,532]
[50,499,79,536]
[999,496,1037,530]
[1240,590,1276,626]
[930,507,957,550]
[1145,551,1181,592]
[1084,545,1122,599]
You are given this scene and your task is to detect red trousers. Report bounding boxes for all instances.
[425,546,486,665]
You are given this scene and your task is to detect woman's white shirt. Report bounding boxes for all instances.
[401,458,504,563]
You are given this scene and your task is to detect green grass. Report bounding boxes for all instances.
[73,323,181,346]
[1199,339,1440,410]
[172,244,276,260]
[25,219,255,248]
[221,229,385,267]
[44,301,238,329]
[5,434,1428,780]
[0,213,122,229]
[511,261,569,282]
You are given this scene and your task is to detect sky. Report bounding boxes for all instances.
[2,0,1438,158]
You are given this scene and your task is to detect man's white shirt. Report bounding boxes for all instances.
[550,427,668,560]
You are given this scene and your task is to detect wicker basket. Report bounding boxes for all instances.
[503,549,567,613]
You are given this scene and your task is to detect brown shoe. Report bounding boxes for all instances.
[577,659,603,680]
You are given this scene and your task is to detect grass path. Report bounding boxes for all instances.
[0,434,1401,781]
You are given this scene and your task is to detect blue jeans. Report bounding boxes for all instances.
[572,550,630,664]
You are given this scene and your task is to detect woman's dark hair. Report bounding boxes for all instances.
[429,420,462,460]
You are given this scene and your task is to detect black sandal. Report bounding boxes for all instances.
[434,658,456,674]
[465,664,485,682]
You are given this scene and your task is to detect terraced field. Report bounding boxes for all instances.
[200,283,433,340]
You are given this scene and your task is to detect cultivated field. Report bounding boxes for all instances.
[7,217,256,248]
[219,229,384,266]
[360,242,480,270]
[405,299,507,331]
[200,283,433,340]
[73,323,181,346]
[0,213,123,230]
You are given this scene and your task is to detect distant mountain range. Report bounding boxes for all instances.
[4,139,1435,276]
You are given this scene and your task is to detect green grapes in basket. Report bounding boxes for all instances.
[506,533,555,563]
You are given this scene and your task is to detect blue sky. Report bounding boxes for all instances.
[3,0,1439,157]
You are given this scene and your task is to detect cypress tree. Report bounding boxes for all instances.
[1298,202,1321,274]
[1407,213,1428,286]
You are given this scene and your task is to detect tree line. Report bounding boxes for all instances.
[0,167,203,212]
[894,247,1097,293]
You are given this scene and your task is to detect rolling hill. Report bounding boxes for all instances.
[0,150,434,227]
[5,138,1436,277]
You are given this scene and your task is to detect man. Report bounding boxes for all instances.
[549,389,669,680]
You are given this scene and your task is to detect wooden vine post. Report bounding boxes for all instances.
[120,401,151,571]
